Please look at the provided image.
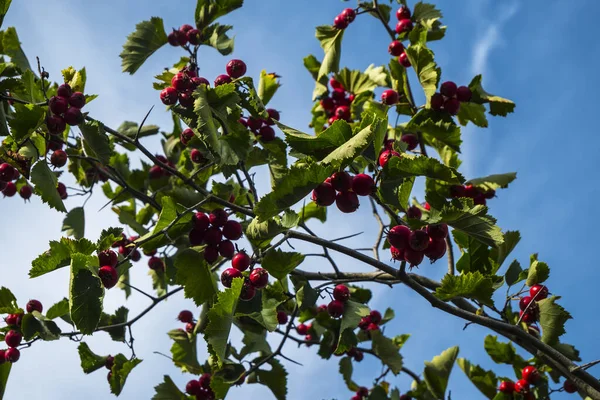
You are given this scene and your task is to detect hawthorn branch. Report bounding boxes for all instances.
[239,162,259,205]
[445,234,455,275]
[299,222,341,277]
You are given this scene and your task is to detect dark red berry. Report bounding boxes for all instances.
[258,125,276,142]
[396,6,411,20]
[193,212,210,231]
[50,149,68,168]
[330,171,353,192]
[519,310,537,324]
[388,225,411,249]
[47,139,63,151]
[26,299,43,314]
[189,229,205,246]
[378,149,400,167]
[49,95,69,114]
[4,347,19,363]
[178,91,194,108]
[221,268,242,288]
[167,31,179,46]
[46,114,66,134]
[426,224,448,239]
[514,379,530,394]
[335,105,351,120]
[209,208,228,227]
[203,227,223,246]
[381,89,399,105]
[336,191,359,213]
[484,189,496,199]
[431,93,444,110]
[204,245,219,263]
[391,246,404,261]
[320,97,335,111]
[5,330,22,347]
[389,40,405,56]
[564,380,577,394]
[409,230,430,251]
[529,284,548,300]
[222,220,243,240]
[98,250,118,268]
[396,19,413,34]
[57,84,72,98]
[214,74,232,86]
[440,81,458,98]
[178,310,194,324]
[498,381,515,393]
[424,237,446,261]
[519,296,535,311]
[148,256,164,271]
[19,185,32,200]
[56,182,68,199]
[333,284,350,302]
[444,98,461,115]
[351,174,375,196]
[333,15,349,30]
[105,355,114,369]
[456,86,472,102]
[399,52,411,68]
[404,247,424,266]
[449,184,466,198]
[247,116,263,131]
[249,267,269,289]
[296,323,309,335]
[406,205,422,219]
[190,149,203,164]
[226,59,247,78]
[330,77,343,90]
[69,92,86,109]
[186,379,201,395]
[331,88,346,101]
[98,266,118,289]
[369,310,382,324]
[266,108,280,125]
[130,249,141,262]
[63,107,83,126]
[240,279,256,301]
[401,133,418,151]
[367,322,380,331]
[160,87,178,105]
[232,252,251,271]
[521,366,540,384]
[199,373,212,388]
[312,182,336,206]
[277,311,288,325]
[327,299,345,318]
[341,8,356,22]
[0,163,15,182]
[191,76,209,87]
[2,182,16,197]
[174,30,188,46]
[218,240,235,258]
[187,29,201,45]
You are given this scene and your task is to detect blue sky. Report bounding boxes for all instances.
[1,0,599,399]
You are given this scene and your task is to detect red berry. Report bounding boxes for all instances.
[529,284,549,300]
[203,227,223,246]
[57,182,68,199]
[519,296,535,311]
[331,88,346,101]
[484,189,496,199]
[160,87,178,105]
[2,182,16,197]
[247,116,263,131]
[335,105,350,120]
[226,59,247,78]
[351,174,375,196]
[277,311,288,325]
[209,208,228,227]
[409,230,430,251]
[389,40,405,56]
[514,379,530,394]
[249,267,269,289]
[0,163,15,182]
[369,310,382,324]
[174,30,188,46]
[396,6,411,20]
[327,299,345,318]
[5,330,22,347]
[521,366,540,384]
[167,31,179,46]
[341,8,356,22]
[431,93,444,110]
[266,108,280,124]
[449,184,466,198]
[218,240,236,259]
[424,237,446,261]
[178,310,194,324]
[214,74,232,86]
[426,224,448,239]
[296,323,309,335]
[4,347,19,363]
[440,81,458,98]
[220,268,242,288]
[456,86,472,102]
[333,15,349,29]
[404,247,424,266]
[187,29,201,45]
[180,129,194,147]
[396,19,413,34]
[378,149,400,167]
[50,149,68,168]
[178,91,194,108]
[258,125,276,142]
[381,89,399,105]
[46,114,66,134]
[390,246,404,261]
[186,379,201,395]
[63,107,83,126]
[49,95,69,114]
[179,24,194,33]
[367,322,380,331]
[519,310,537,324]
[57,83,72,98]
[399,52,411,68]
[330,171,353,192]
[192,76,209,87]
[199,373,212,388]
[333,284,350,302]
[444,98,461,115]
[498,381,515,393]
[358,316,371,330]
[406,205,422,219]
[130,249,141,262]
[98,265,118,289]
[26,299,43,314]
[148,256,165,271]
[330,77,343,90]
[105,355,114,369]
[171,73,190,91]
[98,250,118,268]
[401,133,418,151]
[388,225,411,249]
[240,279,256,301]
[222,220,243,240]
[335,191,359,213]
[192,212,210,231]
[232,252,251,271]
[190,149,203,164]
[320,97,335,111]
[564,380,577,394]
[69,92,86,109]
[312,182,336,206]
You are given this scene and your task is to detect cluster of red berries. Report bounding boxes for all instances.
[159,65,209,108]
[167,24,202,48]
[430,81,472,116]
[388,39,411,68]
[103,354,115,382]
[178,128,206,164]
[350,386,370,400]
[377,139,404,168]
[358,309,383,332]
[95,235,146,289]
[325,284,351,319]
[46,83,86,133]
[1,300,43,365]
[220,253,270,302]
[319,77,356,127]
[449,184,495,206]
[148,155,176,180]
[188,208,243,263]
[185,372,215,399]
[391,5,414,68]
[295,321,314,343]
[518,284,549,325]
[333,8,356,30]
[498,365,545,398]
[177,310,196,334]
[387,223,448,267]
[239,108,280,143]
[0,163,31,200]
[311,171,375,213]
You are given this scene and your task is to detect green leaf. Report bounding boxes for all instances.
[371,330,404,374]
[339,357,358,391]
[290,276,318,311]
[61,66,87,93]
[117,121,160,140]
[99,306,129,342]
[255,358,288,400]
[137,197,193,251]
[245,213,298,248]
[61,207,85,239]
[466,173,517,191]
[30,161,66,212]
[538,296,571,345]
[337,300,369,353]
[238,329,272,359]
[258,70,280,106]
[412,1,443,24]
[254,162,333,221]
[96,227,124,251]
[0,361,10,399]
[195,0,243,28]
[281,119,353,160]
[29,237,96,278]
[321,118,383,169]
[0,27,30,71]
[434,271,494,306]
[526,256,550,286]
[457,358,498,399]
[80,121,113,164]
[405,42,440,102]
[120,17,168,74]
[408,109,462,152]
[200,23,235,55]
[468,75,516,116]
[453,230,493,275]
[368,386,389,400]
[504,260,522,287]
[204,278,244,366]
[77,342,108,374]
[298,201,327,224]
[7,103,45,141]
[152,375,187,400]
[423,346,459,400]
[261,249,305,280]
[382,154,463,184]
[175,249,218,306]
[335,66,385,95]
[483,335,527,368]
[20,312,61,341]
[0,0,12,29]
[457,102,488,127]
[553,342,581,362]
[108,354,142,396]
[46,298,69,320]
[69,253,104,335]
[0,287,17,313]
[315,25,344,89]
[490,230,520,269]
[168,329,201,374]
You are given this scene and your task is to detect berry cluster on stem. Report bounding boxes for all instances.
[312,171,375,213]
[189,208,243,264]
[387,223,448,267]
[430,80,472,115]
